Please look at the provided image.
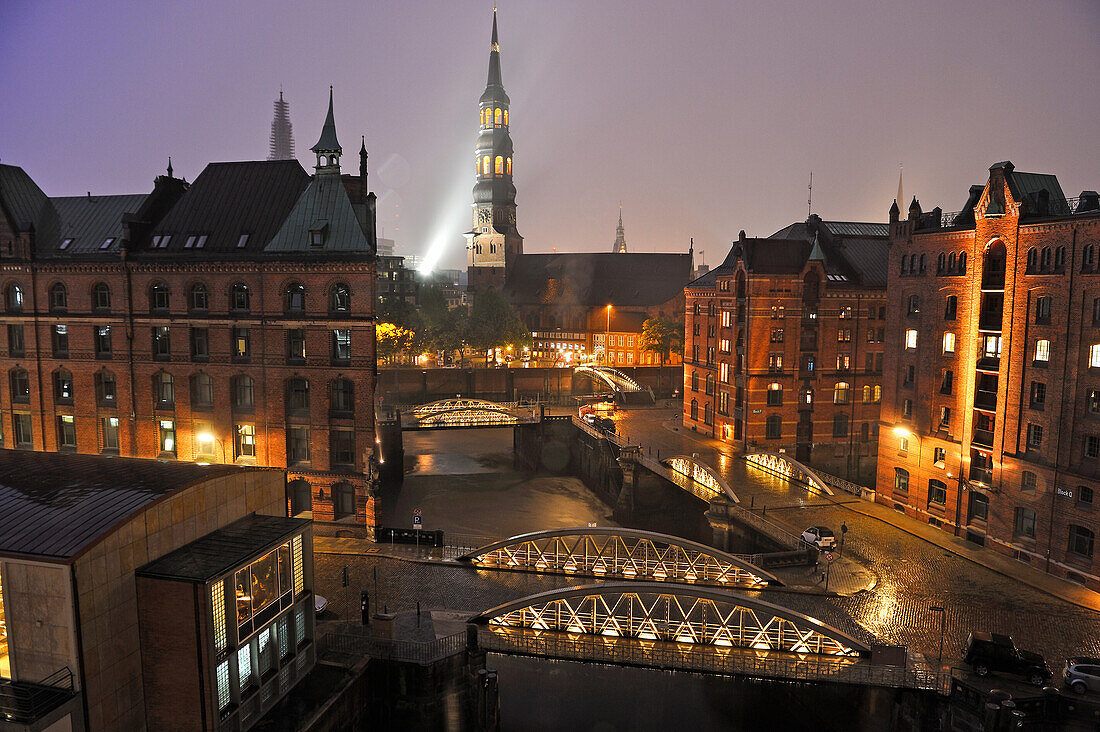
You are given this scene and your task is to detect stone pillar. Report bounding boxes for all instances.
[706,494,736,552]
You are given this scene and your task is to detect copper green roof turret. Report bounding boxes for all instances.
[311,86,342,174]
[808,232,825,261]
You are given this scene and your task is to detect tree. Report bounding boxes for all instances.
[375,322,415,364]
[641,317,685,393]
[467,290,531,362]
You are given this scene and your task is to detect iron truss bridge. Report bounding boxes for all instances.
[458,527,780,588]
[575,366,644,393]
[401,399,539,430]
[660,454,738,503]
[468,584,949,691]
[471,583,867,657]
[745,452,835,496]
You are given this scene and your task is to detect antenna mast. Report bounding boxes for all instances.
[807,172,813,218]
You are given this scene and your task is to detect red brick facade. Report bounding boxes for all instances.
[875,161,1100,589]
[684,221,888,485]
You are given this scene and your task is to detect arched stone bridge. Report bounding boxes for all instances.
[457,527,780,589]
[400,398,539,430]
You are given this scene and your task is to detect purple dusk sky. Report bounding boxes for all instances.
[2,0,1097,271]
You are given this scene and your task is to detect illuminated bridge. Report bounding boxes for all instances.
[660,454,738,503]
[469,584,946,690]
[575,366,651,397]
[457,527,780,589]
[401,399,539,430]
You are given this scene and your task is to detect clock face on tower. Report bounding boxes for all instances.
[478,209,491,224]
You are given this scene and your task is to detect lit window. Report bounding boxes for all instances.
[942,332,955,354]
[1091,344,1100,368]
[1034,339,1050,362]
[159,420,176,454]
[196,430,215,456]
[102,416,119,451]
[495,156,503,175]
[236,424,256,458]
[506,157,512,175]
[495,108,502,125]
[719,363,729,383]
[57,415,76,448]
[905,330,917,349]
[482,156,490,175]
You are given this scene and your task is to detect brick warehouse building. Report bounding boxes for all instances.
[0,90,378,528]
[875,161,1100,589]
[683,216,889,484]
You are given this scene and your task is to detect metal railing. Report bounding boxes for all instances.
[475,628,951,693]
[0,667,76,724]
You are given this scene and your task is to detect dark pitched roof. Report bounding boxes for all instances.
[0,164,60,248]
[689,216,890,290]
[48,193,146,257]
[264,173,371,253]
[1007,170,1070,215]
[137,513,308,583]
[0,451,266,562]
[505,252,692,308]
[144,160,310,256]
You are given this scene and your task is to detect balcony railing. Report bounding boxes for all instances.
[972,429,995,448]
[973,390,998,411]
[976,356,1000,372]
[0,667,76,725]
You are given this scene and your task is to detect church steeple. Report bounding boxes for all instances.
[613,205,628,253]
[467,8,522,289]
[311,86,342,175]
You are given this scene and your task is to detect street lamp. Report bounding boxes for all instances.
[196,431,225,464]
[929,605,946,668]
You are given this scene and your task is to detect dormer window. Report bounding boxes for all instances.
[149,235,168,248]
[183,234,209,249]
[237,234,250,249]
[59,238,73,250]
[309,223,328,249]
[100,237,116,249]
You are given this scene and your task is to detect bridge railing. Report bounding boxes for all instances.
[318,624,467,666]
[475,627,951,693]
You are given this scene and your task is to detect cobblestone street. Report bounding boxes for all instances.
[317,408,1100,678]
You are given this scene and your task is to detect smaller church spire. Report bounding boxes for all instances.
[491,7,500,51]
[612,204,627,253]
[311,86,342,174]
[167,157,173,178]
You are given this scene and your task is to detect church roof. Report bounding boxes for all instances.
[505,252,692,308]
[145,160,310,256]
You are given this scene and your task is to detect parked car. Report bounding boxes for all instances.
[1064,657,1100,694]
[964,632,1052,686]
[582,413,600,425]
[599,417,616,433]
[800,526,837,550]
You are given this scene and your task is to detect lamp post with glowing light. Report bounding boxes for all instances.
[893,426,921,468]
[196,431,225,464]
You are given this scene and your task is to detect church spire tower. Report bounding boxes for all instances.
[612,204,628,253]
[268,87,296,160]
[466,8,523,292]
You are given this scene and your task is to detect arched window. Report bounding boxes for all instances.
[766,382,782,406]
[329,282,350,313]
[937,253,946,273]
[6,283,23,312]
[191,373,214,409]
[494,108,502,125]
[10,368,29,403]
[833,381,850,404]
[947,253,956,272]
[692,302,700,316]
[1068,524,1095,558]
[503,109,508,126]
[862,385,872,403]
[333,482,356,519]
[93,283,111,311]
[506,157,512,175]
[944,295,957,320]
[150,282,170,311]
[900,255,909,274]
[285,282,306,313]
[1040,247,1052,270]
[331,378,354,414]
[190,282,208,311]
[832,413,849,438]
[95,370,117,406]
[1026,248,1038,272]
[919,254,926,272]
[690,371,699,392]
[765,415,781,439]
[54,367,74,403]
[231,283,250,311]
[50,282,68,311]
[873,385,881,402]
[909,253,918,272]
[703,403,713,425]
[689,399,698,420]
[705,373,715,395]
[288,479,312,516]
[894,467,910,493]
[1055,246,1066,270]
[907,294,920,315]
[155,372,174,408]
[958,252,966,274]
[495,156,504,175]
[1084,244,1096,272]
[232,375,255,410]
[482,156,490,175]
[286,377,310,414]
[801,388,813,405]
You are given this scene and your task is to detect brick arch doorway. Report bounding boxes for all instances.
[288,478,312,517]
[332,481,356,520]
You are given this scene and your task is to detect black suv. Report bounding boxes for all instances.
[964,632,1053,686]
